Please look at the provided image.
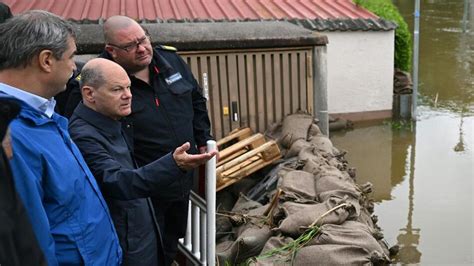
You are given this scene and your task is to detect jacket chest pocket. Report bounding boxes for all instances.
[163,73,193,96]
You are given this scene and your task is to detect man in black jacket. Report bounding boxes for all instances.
[101,16,216,264]
[69,58,216,265]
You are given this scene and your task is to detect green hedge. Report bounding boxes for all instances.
[354,0,412,72]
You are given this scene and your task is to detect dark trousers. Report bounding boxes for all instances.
[152,199,189,266]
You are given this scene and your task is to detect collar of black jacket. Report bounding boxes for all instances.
[72,102,123,138]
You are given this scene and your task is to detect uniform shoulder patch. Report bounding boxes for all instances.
[75,74,81,81]
[157,45,178,52]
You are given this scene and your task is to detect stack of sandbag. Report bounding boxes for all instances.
[216,112,395,265]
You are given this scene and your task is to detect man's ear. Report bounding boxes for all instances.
[81,86,95,104]
[105,46,116,58]
[37,50,54,73]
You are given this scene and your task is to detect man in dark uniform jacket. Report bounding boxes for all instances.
[101,15,215,265]
[69,58,216,265]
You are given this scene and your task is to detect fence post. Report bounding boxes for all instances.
[205,140,217,266]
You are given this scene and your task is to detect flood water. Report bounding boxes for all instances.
[331,0,473,264]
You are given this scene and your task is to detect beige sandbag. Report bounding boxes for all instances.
[315,166,360,196]
[318,190,361,219]
[309,134,335,154]
[250,236,295,266]
[216,225,272,265]
[279,113,313,149]
[285,139,313,159]
[277,197,355,238]
[308,221,390,262]
[278,170,316,200]
[231,193,262,213]
[292,244,387,265]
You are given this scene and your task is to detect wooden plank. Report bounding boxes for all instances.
[216,140,278,177]
[255,53,265,132]
[237,53,248,127]
[273,51,283,124]
[306,51,314,114]
[281,52,291,116]
[218,54,231,136]
[216,149,247,167]
[264,53,274,126]
[216,127,253,147]
[188,55,200,83]
[246,54,257,132]
[199,55,211,120]
[221,155,260,177]
[290,51,299,113]
[227,54,240,131]
[209,55,223,139]
[298,52,307,112]
[260,141,281,160]
[218,133,265,159]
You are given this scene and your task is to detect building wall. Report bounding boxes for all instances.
[323,31,395,120]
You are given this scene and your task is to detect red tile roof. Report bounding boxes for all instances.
[4,0,377,21]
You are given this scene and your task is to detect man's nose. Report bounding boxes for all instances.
[123,88,132,99]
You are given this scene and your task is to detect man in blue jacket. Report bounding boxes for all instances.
[102,16,216,264]
[0,11,123,265]
[68,58,217,265]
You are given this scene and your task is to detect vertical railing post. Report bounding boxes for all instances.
[200,210,207,264]
[184,201,192,249]
[205,140,217,266]
[192,205,200,256]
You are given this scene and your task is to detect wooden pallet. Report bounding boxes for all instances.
[216,128,281,191]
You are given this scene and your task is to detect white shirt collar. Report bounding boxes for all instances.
[0,82,56,118]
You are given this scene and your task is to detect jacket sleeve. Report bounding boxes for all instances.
[71,134,187,201]
[9,130,58,266]
[177,55,214,147]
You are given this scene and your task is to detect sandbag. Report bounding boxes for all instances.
[292,244,386,265]
[309,135,335,154]
[315,166,360,196]
[216,224,272,265]
[231,193,262,213]
[278,170,316,200]
[318,190,361,219]
[285,139,313,159]
[279,113,313,148]
[216,216,233,240]
[308,221,389,262]
[307,123,322,137]
[250,236,295,266]
[277,197,355,238]
[235,204,270,236]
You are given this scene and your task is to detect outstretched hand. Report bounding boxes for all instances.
[173,142,218,171]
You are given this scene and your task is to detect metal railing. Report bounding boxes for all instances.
[178,140,216,266]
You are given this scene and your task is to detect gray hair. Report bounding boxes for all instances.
[0,10,76,70]
[80,65,106,89]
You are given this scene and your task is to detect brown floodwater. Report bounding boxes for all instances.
[331,0,473,264]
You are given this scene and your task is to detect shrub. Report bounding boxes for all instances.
[354,0,412,72]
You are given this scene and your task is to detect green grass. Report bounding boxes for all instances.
[354,0,412,72]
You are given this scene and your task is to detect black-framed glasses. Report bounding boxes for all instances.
[107,35,150,53]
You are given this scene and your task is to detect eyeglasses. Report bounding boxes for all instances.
[107,35,150,53]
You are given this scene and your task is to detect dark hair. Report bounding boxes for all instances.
[0,2,12,23]
[0,10,76,70]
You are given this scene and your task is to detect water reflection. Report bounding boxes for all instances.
[332,1,473,264]
[394,0,474,114]
[395,145,421,264]
[331,110,474,264]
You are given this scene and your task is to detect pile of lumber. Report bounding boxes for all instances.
[216,128,281,191]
